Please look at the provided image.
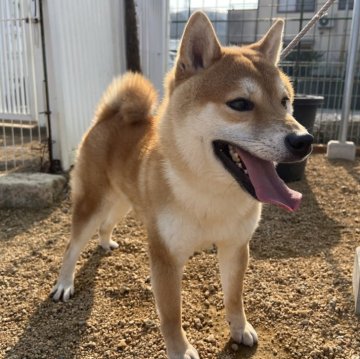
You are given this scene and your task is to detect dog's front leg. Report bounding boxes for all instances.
[217,242,258,347]
[149,236,199,359]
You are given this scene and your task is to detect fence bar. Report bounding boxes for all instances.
[1,1,12,114]
[26,0,39,126]
[339,0,360,143]
[0,4,6,113]
[5,0,16,115]
[16,1,26,115]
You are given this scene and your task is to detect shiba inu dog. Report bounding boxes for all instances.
[51,11,313,359]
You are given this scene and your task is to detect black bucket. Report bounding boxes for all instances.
[276,95,324,182]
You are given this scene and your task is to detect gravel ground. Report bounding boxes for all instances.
[0,154,359,359]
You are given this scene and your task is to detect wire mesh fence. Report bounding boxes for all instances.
[169,0,360,145]
[0,0,48,174]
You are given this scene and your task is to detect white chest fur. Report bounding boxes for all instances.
[157,163,262,264]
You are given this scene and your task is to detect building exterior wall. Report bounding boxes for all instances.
[136,0,169,96]
[228,0,355,65]
[43,0,126,170]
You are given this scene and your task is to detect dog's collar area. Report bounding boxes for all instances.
[212,140,257,200]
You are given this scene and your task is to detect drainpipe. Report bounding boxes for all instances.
[39,0,61,173]
[339,0,360,143]
[326,0,359,160]
[293,0,305,92]
[125,0,141,72]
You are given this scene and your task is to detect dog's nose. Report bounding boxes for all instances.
[285,133,313,158]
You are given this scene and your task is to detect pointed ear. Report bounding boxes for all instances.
[175,11,222,81]
[251,19,284,65]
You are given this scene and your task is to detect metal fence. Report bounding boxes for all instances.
[169,0,360,145]
[0,0,48,173]
[0,0,125,173]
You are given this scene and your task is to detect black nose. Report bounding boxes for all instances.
[285,133,313,158]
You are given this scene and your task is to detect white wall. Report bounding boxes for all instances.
[136,0,169,97]
[43,0,126,170]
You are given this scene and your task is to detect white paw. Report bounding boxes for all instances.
[168,345,199,359]
[183,346,200,359]
[231,321,258,347]
[99,239,119,251]
[50,280,74,302]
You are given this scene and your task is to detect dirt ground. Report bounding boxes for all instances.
[0,154,359,359]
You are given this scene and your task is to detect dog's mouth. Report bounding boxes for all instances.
[212,140,302,212]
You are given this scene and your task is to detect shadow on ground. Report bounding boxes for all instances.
[5,248,104,359]
[328,158,360,184]
[0,206,56,242]
[251,177,342,260]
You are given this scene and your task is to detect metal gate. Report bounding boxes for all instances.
[0,0,46,172]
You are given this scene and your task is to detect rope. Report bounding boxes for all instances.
[280,0,337,60]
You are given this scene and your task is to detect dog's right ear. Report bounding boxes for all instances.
[175,11,222,82]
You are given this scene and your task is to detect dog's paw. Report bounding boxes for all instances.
[183,346,200,359]
[50,280,74,302]
[168,345,199,359]
[99,239,119,251]
[231,321,258,347]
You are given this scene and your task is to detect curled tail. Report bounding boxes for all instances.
[95,72,157,124]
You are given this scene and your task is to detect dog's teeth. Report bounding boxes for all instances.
[244,169,248,175]
[229,146,241,163]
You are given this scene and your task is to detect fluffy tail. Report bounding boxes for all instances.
[95,72,157,124]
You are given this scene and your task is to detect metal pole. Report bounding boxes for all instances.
[39,0,57,172]
[339,0,360,143]
[293,0,305,92]
[124,0,141,73]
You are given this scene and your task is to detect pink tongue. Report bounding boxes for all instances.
[235,148,302,212]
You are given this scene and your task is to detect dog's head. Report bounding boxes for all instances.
[162,11,313,212]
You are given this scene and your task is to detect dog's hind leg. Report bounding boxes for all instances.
[217,242,258,347]
[98,193,131,251]
[51,196,103,302]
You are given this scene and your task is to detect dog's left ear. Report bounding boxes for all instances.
[175,11,222,81]
[251,19,284,65]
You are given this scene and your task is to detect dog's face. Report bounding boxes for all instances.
[162,12,313,212]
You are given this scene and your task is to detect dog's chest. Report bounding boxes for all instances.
[156,190,261,263]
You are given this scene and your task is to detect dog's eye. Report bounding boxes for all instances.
[281,97,289,108]
[226,98,254,112]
